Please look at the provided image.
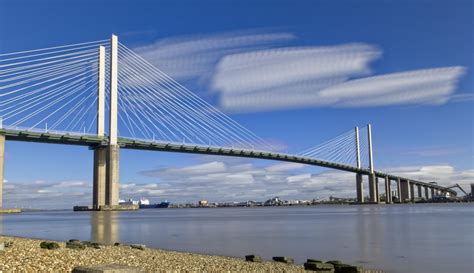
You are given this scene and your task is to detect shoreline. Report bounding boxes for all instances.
[0,235,383,272]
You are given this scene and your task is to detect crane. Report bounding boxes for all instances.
[446,184,468,196]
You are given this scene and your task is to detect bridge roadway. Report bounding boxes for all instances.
[0,128,456,196]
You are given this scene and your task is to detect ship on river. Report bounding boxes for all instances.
[119,198,170,209]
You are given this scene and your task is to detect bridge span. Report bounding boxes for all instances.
[0,35,456,209]
[0,127,456,209]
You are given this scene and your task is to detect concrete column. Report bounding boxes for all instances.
[355,127,361,169]
[396,178,402,203]
[356,173,364,203]
[105,35,120,207]
[0,134,4,208]
[368,173,377,203]
[424,186,429,199]
[431,188,435,198]
[93,147,107,209]
[97,46,105,137]
[410,182,415,202]
[417,184,422,198]
[384,176,392,204]
[106,145,120,206]
[109,35,118,146]
[375,177,380,203]
[400,179,411,203]
[92,45,107,210]
[367,124,374,174]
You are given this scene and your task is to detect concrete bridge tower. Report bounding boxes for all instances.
[92,35,120,209]
[106,34,120,207]
[355,126,364,203]
[92,45,107,209]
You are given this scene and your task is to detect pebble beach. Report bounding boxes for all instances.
[0,236,384,272]
[0,236,307,272]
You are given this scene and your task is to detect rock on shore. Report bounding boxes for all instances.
[0,236,306,272]
[0,236,384,272]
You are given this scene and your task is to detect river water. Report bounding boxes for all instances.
[0,204,472,273]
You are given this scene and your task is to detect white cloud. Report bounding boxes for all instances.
[212,43,380,95]
[133,30,295,82]
[382,165,474,194]
[218,66,466,112]
[4,161,471,209]
[319,67,466,107]
[3,179,91,209]
[131,30,467,113]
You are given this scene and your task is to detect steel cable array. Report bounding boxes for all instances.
[297,125,371,168]
[0,40,108,135]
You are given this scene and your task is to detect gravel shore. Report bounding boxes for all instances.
[0,236,308,272]
[0,236,384,272]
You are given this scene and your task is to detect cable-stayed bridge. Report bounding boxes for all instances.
[0,35,456,209]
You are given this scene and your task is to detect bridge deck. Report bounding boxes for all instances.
[0,129,455,194]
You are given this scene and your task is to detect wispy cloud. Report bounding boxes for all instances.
[4,180,90,209]
[212,44,380,95]
[217,65,466,112]
[133,30,295,82]
[318,67,466,107]
[125,159,473,202]
[4,161,472,209]
[132,29,467,112]
[382,165,473,192]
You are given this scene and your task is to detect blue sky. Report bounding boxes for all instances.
[0,0,473,208]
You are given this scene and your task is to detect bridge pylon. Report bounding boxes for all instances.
[92,36,120,209]
[367,124,378,203]
[355,126,364,203]
[105,34,120,207]
[92,45,107,210]
[0,134,4,208]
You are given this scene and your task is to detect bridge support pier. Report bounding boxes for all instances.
[0,134,4,208]
[106,145,120,207]
[384,176,391,204]
[417,184,422,199]
[368,174,378,203]
[356,173,364,203]
[431,188,435,199]
[396,178,402,203]
[424,186,429,200]
[375,177,380,203]
[93,147,107,209]
[410,182,415,202]
[400,179,411,203]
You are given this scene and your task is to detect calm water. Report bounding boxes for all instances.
[0,204,473,273]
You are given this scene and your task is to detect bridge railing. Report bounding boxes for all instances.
[1,125,97,138]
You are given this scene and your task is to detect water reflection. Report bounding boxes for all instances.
[90,211,118,244]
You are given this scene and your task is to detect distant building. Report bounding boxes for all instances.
[198,200,208,207]
[119,198,139,205]
[264,197,281,206]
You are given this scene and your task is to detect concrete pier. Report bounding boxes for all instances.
[92,147,107,209]
[368,174,377,203]
[356,173,364,203]
[409,182,415,202]
[424,186,429,199]
[400,179,411,203]
[106,145,120,206]
[375,177,379,203]
[417,184,422,198]
[431,188,435,198]
[384,176,391,204]
[0,134,4,208]
[396,178,402,203]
